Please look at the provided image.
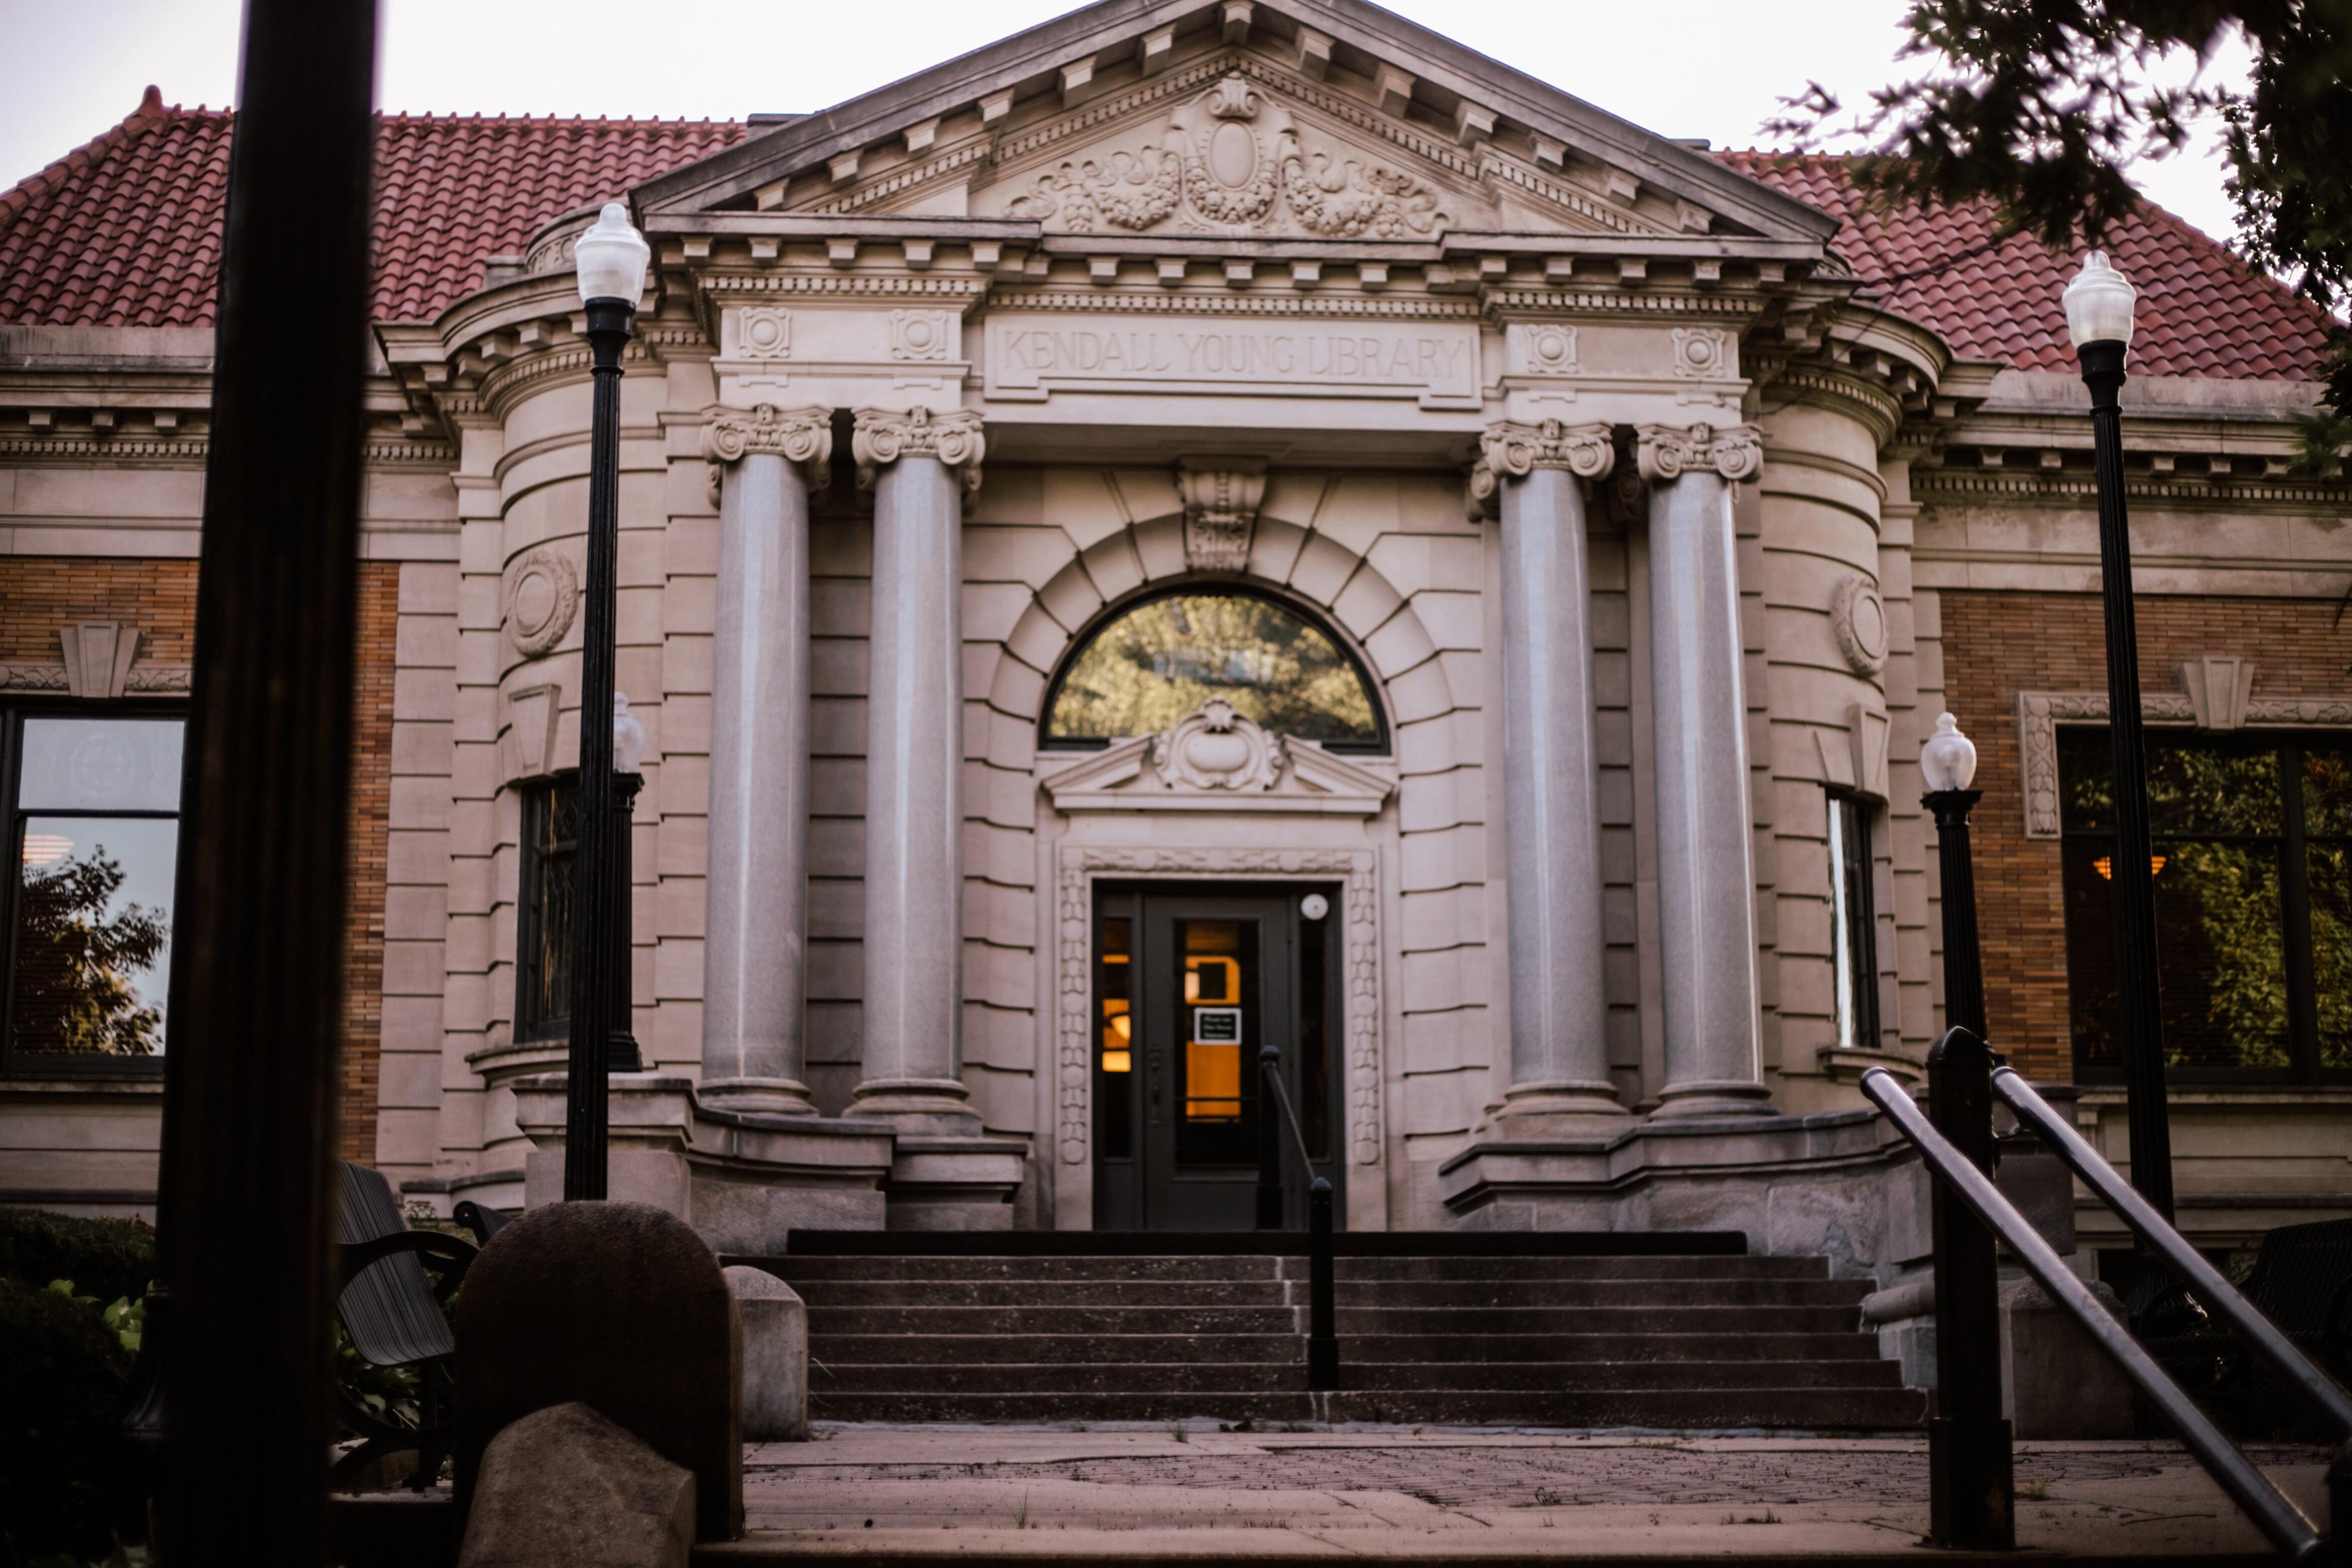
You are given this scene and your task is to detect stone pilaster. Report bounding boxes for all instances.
[848,407,984,1132]
[1637,422,1774,1117]
[697,404,831,1115]
[1482,420,1626,1127]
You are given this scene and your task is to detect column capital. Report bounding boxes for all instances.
[1480,418,1615,481]
[701,402,832,498]
[1635,420,1762,483]
[851,405,986,495]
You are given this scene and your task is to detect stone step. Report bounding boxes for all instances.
[772,1230,1746,1259]
[809,1358,1906,1395]
[810,1333,1306,1365]
[802,1330,1885,1366]
[786,1276,1869,1310]
[804,1387,1926,1428]
[761,1254,1828,1283]
[804,1303,1863,1336]
[1338,1331,1888,1364]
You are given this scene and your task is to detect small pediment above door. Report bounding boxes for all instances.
[1041,698,1396,816]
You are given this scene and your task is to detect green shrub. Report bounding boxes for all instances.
[0,1209,155,1306]
[0,1276,143,1563]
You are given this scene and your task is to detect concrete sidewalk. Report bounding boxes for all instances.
[701,1426,2332,1563]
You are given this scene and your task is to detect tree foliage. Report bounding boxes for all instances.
[12,849,168,1055]
[1773,1,2352,413]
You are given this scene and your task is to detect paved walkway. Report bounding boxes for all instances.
[704,1427,2334,1562]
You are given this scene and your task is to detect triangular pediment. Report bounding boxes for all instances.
[634,0,1840,249]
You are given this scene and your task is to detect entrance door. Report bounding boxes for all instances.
[1091,884,1344,1231]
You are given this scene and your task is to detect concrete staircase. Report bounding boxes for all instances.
[752,1237,1925,1430]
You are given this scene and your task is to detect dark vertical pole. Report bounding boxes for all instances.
[1306,1177,1338,1391]
[564,301,632,1200]
[2078,338,2174,1224]
[1255,1043,1283,1230]
[1924,790,1986,1044]
[1926,1025,2014,1550]
[609,769,643,1072]
[151,0,377,1558]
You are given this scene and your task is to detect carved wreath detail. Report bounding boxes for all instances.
[503,548,579,658]
[1830,575,1890,676]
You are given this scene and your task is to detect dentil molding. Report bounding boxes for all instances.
[850,405,986,494]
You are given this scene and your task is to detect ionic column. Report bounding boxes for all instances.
[1480,420,1626,1126]
[698,404,831,1114]
[848,407,984,1129]
[1638,421,1774,1117]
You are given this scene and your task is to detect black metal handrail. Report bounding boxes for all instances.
[1257,1044,1338,1391]
[1989,1066,2352,1439]
[1862,1030,2343,1562]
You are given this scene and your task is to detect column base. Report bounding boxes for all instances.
[699,1076,818,1117]
[1651,1078,1777,1119]
[847,1077,981,1135]
[1492,1080,1629,1136]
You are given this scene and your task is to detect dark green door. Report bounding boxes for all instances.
[1091,884,1344,1231]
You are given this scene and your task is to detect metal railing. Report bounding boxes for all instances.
[1257,1044,1338,1390]
[1861,1028,2350,1561]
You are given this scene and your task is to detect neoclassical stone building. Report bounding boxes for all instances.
[2,0,2344,1270]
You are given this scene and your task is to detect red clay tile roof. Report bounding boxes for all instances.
[1,94,2334,381]
[0,90,743,327]
[1721,150,2336,381]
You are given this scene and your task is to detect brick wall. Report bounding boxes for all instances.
[1941,590,2352,1080]
[0,556,400,1166]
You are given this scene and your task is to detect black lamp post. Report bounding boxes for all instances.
[1921,714,1987,1043]
[2065,252,2176,1224]
[564,203,651,1202]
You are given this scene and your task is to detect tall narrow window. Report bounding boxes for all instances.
[515,777,578,1042]
[4,713,183,1068]
[1827,791,1880,1053]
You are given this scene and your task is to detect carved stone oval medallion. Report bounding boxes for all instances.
[1209,121,1258,187]
[505,549,579,658]
[1831,575,1890,676]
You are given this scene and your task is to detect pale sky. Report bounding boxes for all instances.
[0,0,2254,252]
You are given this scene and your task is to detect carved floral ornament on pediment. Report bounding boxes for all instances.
[1001,72,1447,239]
[1042,698,1395,815]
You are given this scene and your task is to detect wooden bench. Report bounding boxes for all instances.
[2141,1216,2352,1432]
[332,1162,478,1488]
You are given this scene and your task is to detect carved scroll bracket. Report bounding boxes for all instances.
[1177,461,1267,571]
[701,402,834,505]
[850,405,985,495]
[1635,420,1763,483]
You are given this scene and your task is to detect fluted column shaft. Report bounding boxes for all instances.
[698,406,830,1114]
[850,407,985,1129]
[1640,423,1773,1117]
[1480,421,1625,1125]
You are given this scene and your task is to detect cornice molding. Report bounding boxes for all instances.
[851,405,986,493]
[987,287,1476,318]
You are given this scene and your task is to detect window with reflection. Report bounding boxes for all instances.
[515,777,579,1042]
[2060,728,2350,1080]
[4,712,183,1069]
[1044,590,1384,752]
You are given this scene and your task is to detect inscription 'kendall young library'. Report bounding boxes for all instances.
[985,315,1480,405]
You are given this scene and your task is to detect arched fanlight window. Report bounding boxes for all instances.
[1042,588,1386,753]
